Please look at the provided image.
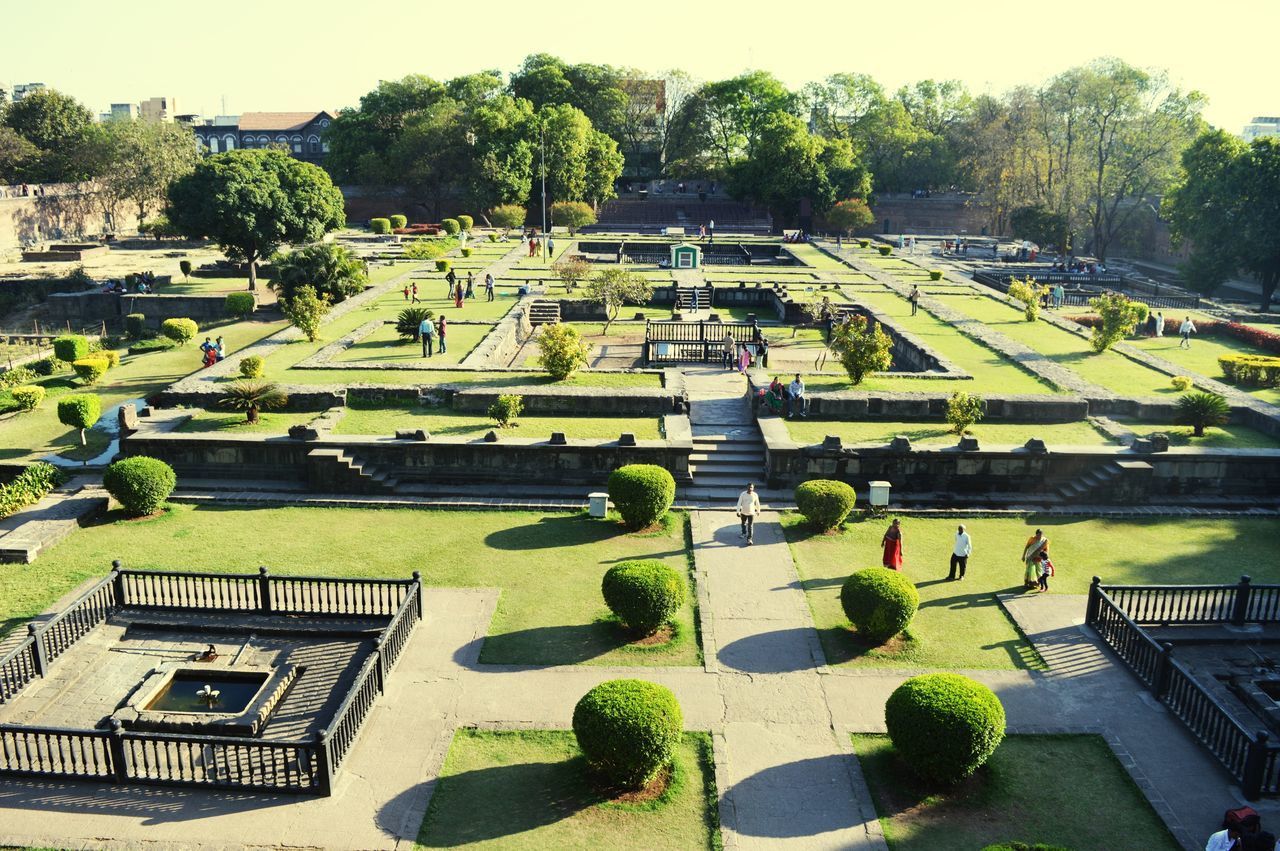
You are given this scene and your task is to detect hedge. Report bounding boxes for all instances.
[572,679,683,789]
[53,334,89,363]
[128,338,174,355]
[389,214,408,230]
[877,245,892,256]
[885,673,1006,784]
[72,357,109,385]
[441,218,461,236]
[370,218,392,234]
[28,356,62,376]
[102,456,177,516]
[0,462,65,519]
[1063,315,1280,355]
[929,270,943,281]
[161,318,198,346]
[125,313,147,339]
[841,567,919,642]
[607,464,675,530]
[602,560,686,635]
[1219,353,1280,388]
[239,355,265,379]
[11,385,45,411]
[56,393,101,435]
[795,480,856,531]
[460,247,473,257]
[435,259,451,273]
[980,844,1071,851]
[225,292,256,318]
[457,214,474,231]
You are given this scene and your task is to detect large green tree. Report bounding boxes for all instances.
[166,149,345,291]
[510,54,628,142]
[94,121,200,227]
[1164,132,1280,310]
[2,88,96,182]
[537,104,625,207]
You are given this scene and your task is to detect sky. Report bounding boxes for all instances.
[4,0,1276,132]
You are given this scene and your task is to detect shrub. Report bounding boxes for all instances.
[537,323,592,380]
[1087,292,1145,352]
[608,465,676,530]
[572,679,683,789]
[1131,301,1150,325]
[72,357,109,385]
[1176,391,1230,437]
[239,355,265,379]
[224,292,256,318]
[370,217,391,234]
[125,313,147,339]
[271,243,368,304]
[281,285,330,342]
[441,218,461,236]
[1171,375,1193,391]
[57,394,101,445]
[179,259,192,281]
[877,244,892,256]
[1,366,36,389]
[435,259,451,273]
[404,238,448,260]
[1006,277,1047,322]
[487,393,523,428]
[858,239,870,248]
[53,334,89,363]
[128,338,174,355]
[602,560,686,635]
[945,391,985,435]
[219,381,288,423]
[825,198,874,236]
[11,385,45,411]
[460,247,473,258]
[0,462,65,519]
[98,349,120,369]
[488,232,499,243]
[490,203,527,235]
[885,673,1006,784]
[840,567,919,642]
[828,314,893,385]
[1218,353,1280,388]
[161,318,198,346]
[980,844,1070,851]
[457,214,474,231]
[103,456,176,516]
[795,480,857,531]
[550,200,596,235]
[929,270,943,281]
[389,214,408,230]
[396,307,435,341]
[28,356,62,376]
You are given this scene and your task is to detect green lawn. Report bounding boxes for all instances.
[1121,422,1280,449]
[287,369,663,389]
[3,506,699,666]
[417,730,721,850]
[332,404,663,440]
[389,282,520,322]
[0,318,287,462]
[784,419,1111,447]
[1129,333,1280,405]
[853,734,1178,851]
[174,410,321,434]
[333,321,495,366]
[784,514,1280,670]
[939,294,1178,396]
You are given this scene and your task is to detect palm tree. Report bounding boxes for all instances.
[1175,391,1230,437]
[219,381,288,424]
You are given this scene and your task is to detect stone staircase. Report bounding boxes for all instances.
[1054,460,1125,501]
[527,300,561,326]
[673,285,712,312]
[690,431,767,490]
[306,449,400,495]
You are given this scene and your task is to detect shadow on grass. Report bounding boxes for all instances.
[815,625,921,666]
[474,622,619,667]
[483,513,680,553]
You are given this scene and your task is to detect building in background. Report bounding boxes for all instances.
[105,103,140,122]
[11,83,46,102]
[1243,116,1280,142]
[138,96,176,122]
[189,111,334,164]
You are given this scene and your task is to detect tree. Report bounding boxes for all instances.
[510,54,628,141]
[1164,132,1280,310]
[537,323,592,380]
[827,315,892,385]
[586,268,652,333]
[1009,204,1070,251]
[1007,277,1048,322]
[489,203,527,235]
[551,255,591,290]
[270,243,368,304]
[324,75,448,183]
[1087,291,1145,352]
[825,198,874,237]
[2,88,95,182]
[550,200,596,234]
[539,104,593,204]
[166,149,345,291]
[95,121,199,227]
[281,285,331,342]
[0,127,39,184]
[1176,391,1230,437]
[945,391,985,435]
[57,394,101,447]
[219,381,288,424]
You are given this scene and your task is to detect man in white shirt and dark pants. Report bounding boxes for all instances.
[949,524,972,580]
[736,483,761,545]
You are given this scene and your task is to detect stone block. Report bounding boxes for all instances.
[822,435,843,451]
[1148,432,1170,452]
[288,426,320,441]
[1024,438,1048,454]
[889,436,912,452]
[958,435,980,452]
[395,429,429,441]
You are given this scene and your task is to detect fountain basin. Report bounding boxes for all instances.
[114,663,299,737]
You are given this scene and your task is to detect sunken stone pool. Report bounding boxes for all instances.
[146,670,268,714]
[115,662,299,737]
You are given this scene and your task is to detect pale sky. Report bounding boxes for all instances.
[4,0,1276,132]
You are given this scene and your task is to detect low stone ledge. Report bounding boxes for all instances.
[451,385,685,416]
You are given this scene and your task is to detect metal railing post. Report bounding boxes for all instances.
[1243,730,1270,800]
[1232,575,1253,627]
[27,624,47,677]
[1085,576,1103,625]
[107,719,129,784]
[1152,642,1174,699]
[259,566,272,615]
[314,730,334,796]
[412,571,424,620]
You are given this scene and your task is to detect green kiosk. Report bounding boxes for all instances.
[670,242,702,270]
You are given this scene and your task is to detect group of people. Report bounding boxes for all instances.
[417,314,449,357]
[1208,806,1276,850]
[762,374,808,418]
[722,331,768,373]
[522,231,553,258]
[872,518,1057,592]
[198,336,225,368]
[102,271,157,295]
[405,272,496,307]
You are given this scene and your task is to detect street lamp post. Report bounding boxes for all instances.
[540,123,548,262]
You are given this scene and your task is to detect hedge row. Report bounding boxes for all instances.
[1219,353,1280,388]
[1065,315,1280,355]
[0,462,65,519]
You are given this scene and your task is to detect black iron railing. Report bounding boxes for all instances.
[644,320,759,364]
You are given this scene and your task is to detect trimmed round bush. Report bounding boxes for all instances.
[370,217,391,235]
[795,479,857,531]
[488,232,499,243]
[460,247,473,257]
[103,456,177,516]
[602,560,686,635]
[53,334,89,363]
[98,349,121,369]
[929,270,943,281]
[877,244,893,256]
[885,673,1006,784]
[1171,375,1192,392]
[239,355,266,379]
[11,385,45,412]
[435,259,451,273]
[57,393,101,442]
[858,239,870,248]
[72,357,109,385]
[607,464,676,530]
[457,214,474,231]
[840,567,919,642]
[125,313,147,339]
[572,679,683,789]
[225,292,256,318]
[440,218,461,236]
[161,318,198,346]
[389,214,408,230]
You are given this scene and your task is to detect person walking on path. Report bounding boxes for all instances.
[909,285,920,316]
[214,336,225,361]
[1180,316,1197,348]
[546,235,555,261]
[419,315,435,357]
[402,285,410,301]
[736,483,761,545]
[1022,529,1049,589]
[454,281,464,309]
[1037,551,1055,592]
[723,332,736,370]
[882,518,904,570]
[465,272,475,300]
[1053,283,1064,308]
[1155,310,1165,337]
[411,283,420,304]
[436,315,448,354]
[445,267,457,294]
[1145,311,1158,337]
[485,273,495,302]
[949,524,971,580]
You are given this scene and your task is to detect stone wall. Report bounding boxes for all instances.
[0,189,141,250]
[450,384,685,415]
[45,291,236,329]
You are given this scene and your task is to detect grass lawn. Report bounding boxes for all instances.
[391,283,520,322]
[1129,333,1280,405]
[784,419,1111,447]
[784,514,1280,670]
[853,734,1178,851]
[332,321,495,365]
[782,243,856,271]
[2,506,699,666]
[288,368,663,389]
[1120,421,1280,449]
[174,410,321,434]
[417,730,720,850]
[940,294,1177,396]
[0,318,286,462]
[332,404,663,440]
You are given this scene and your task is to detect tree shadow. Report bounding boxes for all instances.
[724,755,862,837]
[483,514,673,552]
[470,622,622,668]
[0,775,298,825]
[717,628,824,673]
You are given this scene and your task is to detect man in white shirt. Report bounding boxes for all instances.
[949,523,972,580]
[736,483,761,545]
[787,374,807,418]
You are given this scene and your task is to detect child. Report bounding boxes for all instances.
[402,285,410,301]
[1037,553,1055,592]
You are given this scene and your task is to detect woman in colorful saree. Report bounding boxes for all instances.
[1022,529,1049,588]
[882,518,904,570]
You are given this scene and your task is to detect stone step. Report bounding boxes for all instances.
[690,474,769,488]
[690,451,765,464]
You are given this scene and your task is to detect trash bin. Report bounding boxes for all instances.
[588,492,610,518]
[868,481,891,508]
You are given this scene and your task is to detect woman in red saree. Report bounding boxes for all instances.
[882,518,904,570]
